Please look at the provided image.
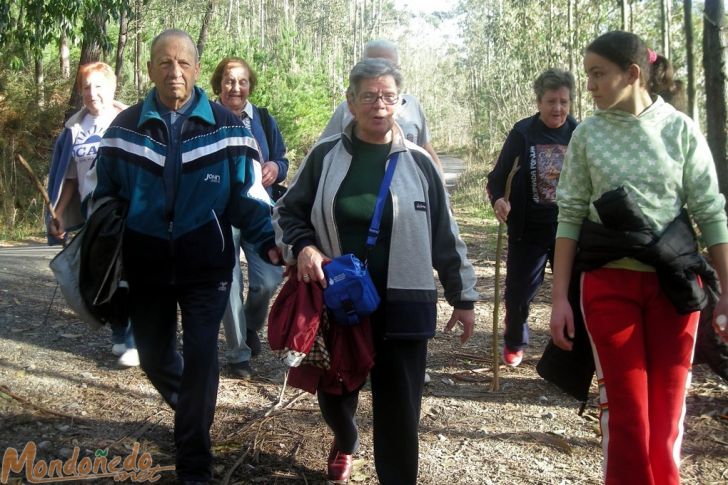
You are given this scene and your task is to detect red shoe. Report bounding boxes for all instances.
[327,444,353,483]
[502,346,524,367]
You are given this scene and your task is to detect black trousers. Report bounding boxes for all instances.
[129,279,230,482]
[318,328,428,485]
[504,237,554,350]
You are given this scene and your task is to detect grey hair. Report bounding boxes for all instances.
[363,39,399,65]
[346,58,403,99]
[533,68,575,102]
[150,29,199,63]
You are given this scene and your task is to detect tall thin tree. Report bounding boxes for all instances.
[134,0,143,99]
[68,13,105,110]
[59,30,70,79]
[197,0,215,60]
[115,6,129,80]
[661,0,671,58]
[683,0,696,120]
[703,0,727,201]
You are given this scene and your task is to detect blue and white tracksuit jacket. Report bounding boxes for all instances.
[88,86,275,286]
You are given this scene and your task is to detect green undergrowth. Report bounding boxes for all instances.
[449,156,500,254]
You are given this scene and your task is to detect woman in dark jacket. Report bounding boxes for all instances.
[486,68,577,367]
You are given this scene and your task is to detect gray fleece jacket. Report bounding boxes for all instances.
[273,122,478,338]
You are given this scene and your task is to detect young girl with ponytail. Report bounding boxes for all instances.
[549,31,728,485]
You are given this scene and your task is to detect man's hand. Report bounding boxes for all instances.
[444,308,476,344]
[493,198,511,224]
[261,161,279,188]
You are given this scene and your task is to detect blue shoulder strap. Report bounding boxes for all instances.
[365,152,400,259]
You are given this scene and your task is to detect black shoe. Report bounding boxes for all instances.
[246,329,262,357]
[228,360,253,379]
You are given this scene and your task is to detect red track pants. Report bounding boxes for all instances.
[581,268,699,485]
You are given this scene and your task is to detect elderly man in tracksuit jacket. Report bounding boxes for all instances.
[87,29,278,484]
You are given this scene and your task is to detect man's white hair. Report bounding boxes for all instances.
[363,39,399,65]
[150,29,199,63]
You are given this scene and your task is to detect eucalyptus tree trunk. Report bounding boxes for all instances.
[35,54,44,109]
[567,0,574,77]
[661,0,671,58]
[621,0,628,30]
[59,31,70,79]
[259,0,265,48]
[575,0,582,121]
[683,0,696,120]
[226,0,233,30]
[236,0,242,40]
[548,0,553,59]
[703,0,728,201]
[69,24,104,109]
[134,0,143,99]
[349,1,357,66]
[115,7,129,80]
[197,0,215,59]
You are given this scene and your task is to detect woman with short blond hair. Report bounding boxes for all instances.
[46,62,135,367]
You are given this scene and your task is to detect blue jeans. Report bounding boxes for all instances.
[110,320,136,349]
[222,227,283,363]
[503,237,554,350]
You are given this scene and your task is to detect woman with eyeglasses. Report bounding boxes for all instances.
[273,58,478,484]
[209,57,288,379]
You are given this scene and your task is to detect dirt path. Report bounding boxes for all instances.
[1,217,727,484]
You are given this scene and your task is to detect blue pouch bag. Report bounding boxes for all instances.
[323,254,380,325]
[321,153,399,326]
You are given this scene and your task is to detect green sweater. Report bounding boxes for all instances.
[557,97,728,269]
[335,136,392,295]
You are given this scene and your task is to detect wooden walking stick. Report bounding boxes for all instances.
[491,156,520,391]
[16,154,57,220]
[15,153,64,324]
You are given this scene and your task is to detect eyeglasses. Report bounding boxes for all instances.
[357,92,399,105]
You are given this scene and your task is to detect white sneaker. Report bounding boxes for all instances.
[111,343,127,356]
[118,348,140,367]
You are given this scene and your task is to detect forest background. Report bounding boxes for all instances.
[0,0,726,239]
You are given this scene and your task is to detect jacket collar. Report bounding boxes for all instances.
[243,101,254,120]
[137,86,215,129]
[64,100,127,129]
[340,120,408,157]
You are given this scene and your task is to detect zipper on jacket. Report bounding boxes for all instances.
[160,119,177,285]
[168,220,176,285]
[161,120,176,223]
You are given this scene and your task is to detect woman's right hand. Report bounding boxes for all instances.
[493,198,511,224]
[712,294,728,342]
[297,245,329,287]
[549,297,575,351]
[48,216,65,239]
